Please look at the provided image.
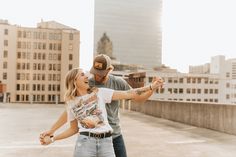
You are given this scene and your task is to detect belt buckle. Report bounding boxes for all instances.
[94,133,101,139]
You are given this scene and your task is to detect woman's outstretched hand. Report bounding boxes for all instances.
[39,131,53,145]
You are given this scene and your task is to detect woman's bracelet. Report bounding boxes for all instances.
[50,135,55,143]
[149,84,153,90]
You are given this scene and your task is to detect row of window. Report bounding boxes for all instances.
[16,73,60,81]
[16,84,60,92]
[2,64,72,80]
[17,41,62,51]
[3,51,71,61]
[16,52,63,61]
[15,63,61,71]
[149,77,219,84]
[17,30,74,40]
[16,94,60,102]
[167,98,218,103]
[167,88,218,94]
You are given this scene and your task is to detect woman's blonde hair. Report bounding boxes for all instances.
[64,68,82,101]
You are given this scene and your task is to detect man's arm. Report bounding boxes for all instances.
[112,78,163,101]
[120,76,162,102]
[39,110,67,145]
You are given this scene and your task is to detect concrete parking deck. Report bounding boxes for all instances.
[1,103,236,157]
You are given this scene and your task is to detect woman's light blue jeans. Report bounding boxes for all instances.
[74,135,115,157]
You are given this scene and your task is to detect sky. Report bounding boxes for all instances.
[1,0,236,72]
[0,0,94,71]
[163,0,236,72]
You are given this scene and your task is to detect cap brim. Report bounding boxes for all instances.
[90,67,108,76]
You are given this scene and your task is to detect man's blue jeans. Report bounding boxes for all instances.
[113,135,127,157]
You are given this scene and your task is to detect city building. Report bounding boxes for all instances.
[0,20,80,103]
[190,55,236,104]
[94,0,162,68]
[146,71,220,103]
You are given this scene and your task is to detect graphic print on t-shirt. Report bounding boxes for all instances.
[70,92,104,129]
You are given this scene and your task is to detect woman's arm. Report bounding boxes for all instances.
[40,110,68,145]
[41,119,78,145]
[112,77,163,101]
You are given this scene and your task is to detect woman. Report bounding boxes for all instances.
[41,68,163,157]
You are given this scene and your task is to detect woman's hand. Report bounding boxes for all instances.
[41,136,54,145]
[39,130,54,145]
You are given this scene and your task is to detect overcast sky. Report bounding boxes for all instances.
[1,0,236,72]
[0,0,94,71]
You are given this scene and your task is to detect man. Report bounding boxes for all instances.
[40,54,160,157]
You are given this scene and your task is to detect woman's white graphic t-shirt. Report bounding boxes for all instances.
[67,88,114,133]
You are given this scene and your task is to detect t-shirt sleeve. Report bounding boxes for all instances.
[66,103,76,122]
[99,88,114,103]
[117,77,132,90]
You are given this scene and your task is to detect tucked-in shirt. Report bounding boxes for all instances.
[67,88,114,133]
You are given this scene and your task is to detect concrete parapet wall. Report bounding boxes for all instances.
[129,100,236,135]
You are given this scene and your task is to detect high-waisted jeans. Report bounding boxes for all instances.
[74,135,115,157]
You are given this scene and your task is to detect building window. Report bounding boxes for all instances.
[17,52,21,59]
[16,95,20,101]
[16,84,20,91]
[204,89,208,94]
[3,50,8,58]
[173,79,178,83]
[226,72,230,78]
[197,89,201,94]
[186,88,191,94]
[179,78,183,83]
[226,94,230,99]
[3,73,7,79]
[26,95,29,101]
[209,89,213,94]
[4,29,8,35]
[168,78,172,83]
[4,40,8,46]
[17,73,20,80]
[3,62,7,69]
[69,54,73,60]
[69,64,73,70]
[58,54,61,61]
[226,83,230,88]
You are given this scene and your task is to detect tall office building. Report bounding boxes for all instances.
[94,0,162,68]
[0,20,80,103]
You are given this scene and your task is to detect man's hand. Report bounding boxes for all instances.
[151,76,164,91]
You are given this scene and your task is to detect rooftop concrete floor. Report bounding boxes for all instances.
[1,103,236,157]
